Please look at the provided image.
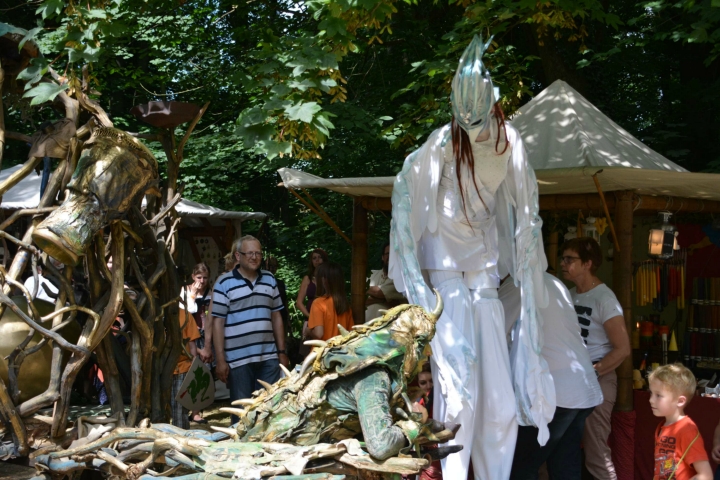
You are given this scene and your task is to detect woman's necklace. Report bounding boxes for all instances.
[577,278,598,294]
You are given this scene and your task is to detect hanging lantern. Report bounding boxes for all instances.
[583,216,600,243]
[564,226,578,241]
[648,211,678,259]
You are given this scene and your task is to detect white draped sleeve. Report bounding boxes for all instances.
[388,125,475,419]
[495,122,555,445]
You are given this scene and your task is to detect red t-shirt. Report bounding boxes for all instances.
[653,416,708,480]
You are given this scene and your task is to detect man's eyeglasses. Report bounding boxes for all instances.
[560,255,581,264]
[239,251,262,258]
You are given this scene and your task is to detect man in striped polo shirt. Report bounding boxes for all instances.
[212,235,289,405]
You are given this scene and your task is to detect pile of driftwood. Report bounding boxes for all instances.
[31,422,440,480]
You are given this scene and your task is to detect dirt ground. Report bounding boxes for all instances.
[0,461,36,480]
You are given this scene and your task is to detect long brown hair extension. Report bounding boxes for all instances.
[451,103,509,218]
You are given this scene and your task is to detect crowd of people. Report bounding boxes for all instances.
[162,234,715,480]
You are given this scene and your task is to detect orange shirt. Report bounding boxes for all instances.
[308,296,354,341]
[653,416,708,480]
[174,308,201,375]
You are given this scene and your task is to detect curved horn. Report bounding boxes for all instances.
[430,289,443,322]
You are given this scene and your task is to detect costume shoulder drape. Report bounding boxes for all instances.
[389,122,555,442]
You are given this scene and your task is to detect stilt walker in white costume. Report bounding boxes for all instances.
[388,36,556,480]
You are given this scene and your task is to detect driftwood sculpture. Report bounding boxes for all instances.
[0,26,201,458]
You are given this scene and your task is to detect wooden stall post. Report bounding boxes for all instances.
[547,230,559,276]
[351,199,368,324]
[612,190,634,411]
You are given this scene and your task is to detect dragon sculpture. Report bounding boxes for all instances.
[32,291,461,480]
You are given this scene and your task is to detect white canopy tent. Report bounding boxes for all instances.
[278,80,720,202]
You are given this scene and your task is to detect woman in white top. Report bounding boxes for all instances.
[23,262,59,304]
[390,35,552,480]
[560,237,631,480]
[180,262,212,424]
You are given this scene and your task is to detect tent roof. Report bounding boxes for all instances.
[279,80,720,201]
[512,80,687,172]
[0,164,265,223]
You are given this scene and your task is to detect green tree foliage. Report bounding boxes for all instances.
[3,0,719,340]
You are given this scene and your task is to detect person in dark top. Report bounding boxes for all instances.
[296,248,328,356]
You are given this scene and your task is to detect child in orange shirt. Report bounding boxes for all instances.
[307,262,354,341]
[171,307,201,429]
[649,364,712,480]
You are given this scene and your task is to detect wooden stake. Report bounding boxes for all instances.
[592,172,621,252]
[288,188,351,244]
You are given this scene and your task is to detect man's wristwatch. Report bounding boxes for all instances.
[277,350,287,355]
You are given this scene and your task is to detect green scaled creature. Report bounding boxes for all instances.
[227,290,449,461]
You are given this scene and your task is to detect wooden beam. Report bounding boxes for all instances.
[362,193,720,214]
[351,199,368,325]
[629,195,720,214]
[360,196,391,211]
[540,193,720,214]
[613,190,634,412]
[541,194,615,212]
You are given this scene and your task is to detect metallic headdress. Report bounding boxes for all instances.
[451,35,496,134]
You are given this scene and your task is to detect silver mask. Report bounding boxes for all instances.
[451,35,496,134]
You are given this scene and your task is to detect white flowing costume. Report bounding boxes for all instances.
[389,119,555,480]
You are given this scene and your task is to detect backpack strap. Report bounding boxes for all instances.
[668,431,700,480]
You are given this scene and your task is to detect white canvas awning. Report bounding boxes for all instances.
[278,80,720,202]
[0,163,265,224]
[174,199,265,228]
[278,168,394,198]
[0,164,42,209]
[278,166,720,201]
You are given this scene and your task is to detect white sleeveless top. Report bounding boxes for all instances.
[417,132,511,288]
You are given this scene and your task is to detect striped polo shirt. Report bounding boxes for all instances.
[211,268,283,369]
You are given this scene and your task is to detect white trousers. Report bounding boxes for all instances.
[428,270,518,480]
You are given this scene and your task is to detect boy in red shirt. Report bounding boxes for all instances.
[649,364,712,480]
